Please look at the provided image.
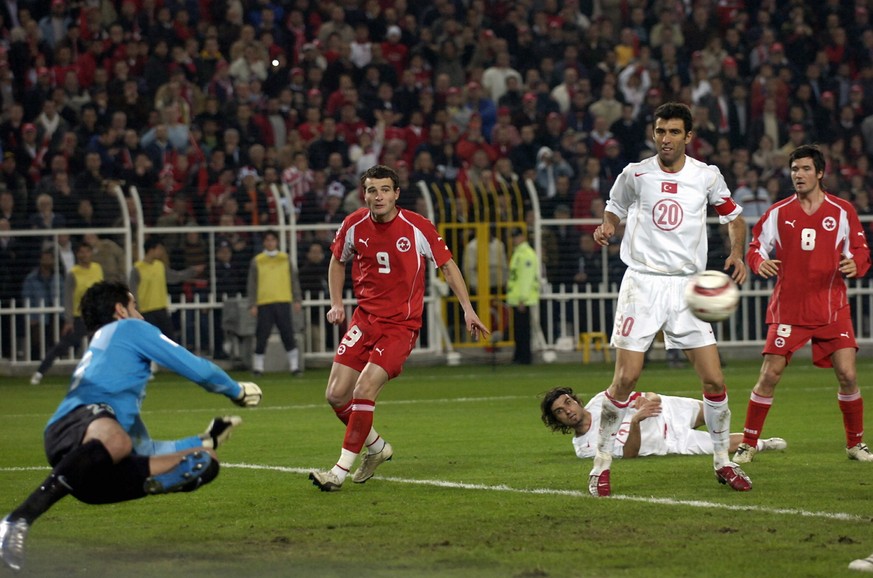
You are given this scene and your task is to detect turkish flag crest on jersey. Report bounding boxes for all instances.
[661,182,678,193]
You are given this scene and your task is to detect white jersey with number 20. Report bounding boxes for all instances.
[605,155,742,275]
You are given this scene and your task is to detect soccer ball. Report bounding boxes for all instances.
[684,270,739,322]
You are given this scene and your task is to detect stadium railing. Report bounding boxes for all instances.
[3,181,873,372]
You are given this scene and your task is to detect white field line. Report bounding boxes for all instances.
[1,461,867,522]
[227,463,872,522]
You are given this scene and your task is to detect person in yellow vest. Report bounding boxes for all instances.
[130,237,204,341]
[31,240,104,384]
[247,230,302,375]
[506,227,540,365]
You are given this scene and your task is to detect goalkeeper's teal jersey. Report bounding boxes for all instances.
[46,318,242,455]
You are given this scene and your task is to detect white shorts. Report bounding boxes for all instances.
[611,269,716,352]
[661,395,712,455]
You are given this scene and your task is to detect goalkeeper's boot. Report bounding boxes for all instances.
[715,462,752,491]
[309,470,343,492]
[732,442,757,464]
[849,553,873,572]
[144,451,217,494]
[0,515,29,572]
[352,442,393,483]
[848,443,873,462]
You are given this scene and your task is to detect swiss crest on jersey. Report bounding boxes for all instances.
[661,181,678,194]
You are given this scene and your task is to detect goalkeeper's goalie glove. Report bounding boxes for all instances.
[234,381,262,407]
[200,416,242,449]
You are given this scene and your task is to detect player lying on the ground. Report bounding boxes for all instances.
[0,281,263,572]
[541,386,787,459]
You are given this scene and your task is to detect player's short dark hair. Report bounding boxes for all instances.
[541,386,583,434]
[81,281,131,332]
[789,144,826,175]
[654,102,693,133]
[263,229,279,241]
[360,164,399,191]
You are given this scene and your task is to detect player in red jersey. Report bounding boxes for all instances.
[309,164,489,491]
[735,144,873,464]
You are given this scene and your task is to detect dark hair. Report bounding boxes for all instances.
[541,386,583,434]
[360,164,399,190]
[263,229,279,241]
[80,281,132,332]
[788,144,826,175]
[143,236,163,253]
[654,102,693,133]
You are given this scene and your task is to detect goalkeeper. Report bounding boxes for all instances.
[0,281,263,572]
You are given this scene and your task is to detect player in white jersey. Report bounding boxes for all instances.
[541,387,787,459]
[590,102,750,496]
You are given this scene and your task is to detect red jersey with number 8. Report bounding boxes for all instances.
[747,193,871,325]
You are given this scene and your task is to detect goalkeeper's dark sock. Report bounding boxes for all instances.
[10,440,112,524]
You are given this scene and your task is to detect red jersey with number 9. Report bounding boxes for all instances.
[331,207,453,329]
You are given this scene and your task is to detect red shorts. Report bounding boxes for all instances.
[333,308,419,378]
[762,318,857,368]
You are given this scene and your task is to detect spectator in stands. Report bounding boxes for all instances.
[31,240,103,385]
[298,240,330,352]
[534,146,573,203]
[21,245,64,360]
[130,236,204,345]
[235,167,272,226]
[82,232,126,284]
[463,225,508,298]
[733,167,771,221]
[0,189,23,229]
[27,193,65,263]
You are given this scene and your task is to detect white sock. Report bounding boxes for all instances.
[252,354,265,372]
[288,348,299,372]
[704,395,731,469]
[330,448,357,482]
[365,432,386,454]
[590,394,629,475]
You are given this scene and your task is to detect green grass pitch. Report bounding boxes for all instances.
[1,359,872,577]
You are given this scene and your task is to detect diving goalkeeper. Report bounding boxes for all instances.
[0,281,263,572]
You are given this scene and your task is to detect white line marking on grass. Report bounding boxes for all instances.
[2,462,867,522]
[222,462,868,522]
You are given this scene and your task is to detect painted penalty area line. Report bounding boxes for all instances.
[1,462,865,523]
[224,462,865,522]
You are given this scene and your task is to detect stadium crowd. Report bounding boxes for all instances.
[1,0,873,358]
